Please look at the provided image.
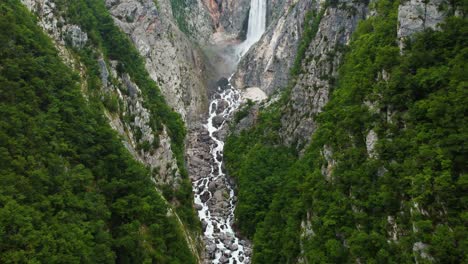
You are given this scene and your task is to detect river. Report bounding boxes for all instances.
[191,0,266,263]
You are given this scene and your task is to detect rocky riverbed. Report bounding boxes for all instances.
[187,79,252,263]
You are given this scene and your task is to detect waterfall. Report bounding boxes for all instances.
[236,0,267,59]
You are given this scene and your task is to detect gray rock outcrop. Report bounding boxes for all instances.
[280,1,368,149]
[203,0,251,37]
[397,0,446,50]
[106,0,211,126]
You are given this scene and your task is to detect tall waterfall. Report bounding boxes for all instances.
[236,0,267,59]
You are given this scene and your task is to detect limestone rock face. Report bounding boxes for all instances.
[105,69,181,186]
[21,0,88,50]
[365,129,378,158]
[232,0,314,95]
[203,0,251,37]
[397,0,446,50]
[106,0,210,126]
[280,1,368,149]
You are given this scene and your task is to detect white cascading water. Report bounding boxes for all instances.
[192,1,266,263]
[236,0,267,59]
[194,83,246,264]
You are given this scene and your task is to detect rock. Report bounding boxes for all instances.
[201,220,208,232]
[208,181,217,192]
[204,0,250,35]
[219,255,229,263]
[106,0,210,125]
[365,129,378,158]
[216,99,229,114]
[216,152,223,162]
[232,0,314,95]
[229,243,239,251]
[233,104,258,134]
[279,2,368,149]
[201,191,211,203]
[122,74,138,97]
[213,189,225,202]
[397,0,445,51]
[65,25,88,49]
[212,115,224,128]
[207,242,217,258]
[105,0,120,8]
[242,87,267,102]
[98,58,109,88]
[216,77,230,90]
[194,203,203,210]
[413,242,435,262]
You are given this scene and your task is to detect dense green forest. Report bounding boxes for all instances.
[0,0,196,262]
[225,0,467,263]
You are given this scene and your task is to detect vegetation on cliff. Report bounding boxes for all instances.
[55,0,198,231]
[0,0,196,262]
[225,0,467,262]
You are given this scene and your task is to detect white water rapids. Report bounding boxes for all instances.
[192,0,267,263]
[193,83,246,263]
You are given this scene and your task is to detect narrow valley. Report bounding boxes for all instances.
[1,0,466,263]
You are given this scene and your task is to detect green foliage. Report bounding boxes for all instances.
[233,99,254,123]
[225,94,300,261]
[290,7,326,77]
[0,1,196,262]
[224,0,467,262]
[103,93,120,113]
[169,0,191,34]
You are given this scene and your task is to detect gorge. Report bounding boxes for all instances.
[1,0,466,263]
[191,1,267,262]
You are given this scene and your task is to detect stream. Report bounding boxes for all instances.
[193,80,248,263]
[191,0,266,263]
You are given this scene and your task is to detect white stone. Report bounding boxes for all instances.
[241,87,268,102]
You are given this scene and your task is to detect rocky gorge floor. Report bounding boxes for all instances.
[187,79,253,263]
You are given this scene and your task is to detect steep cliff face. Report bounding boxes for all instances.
[203,0,250,37]
[106,0,210,126]
[232,0,314,95]
[397,0,446,50]
[21,0,185,189]
[281,0,368,148]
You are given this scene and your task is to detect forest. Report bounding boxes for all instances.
[0,0,196,262]
[225,0,467,262]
